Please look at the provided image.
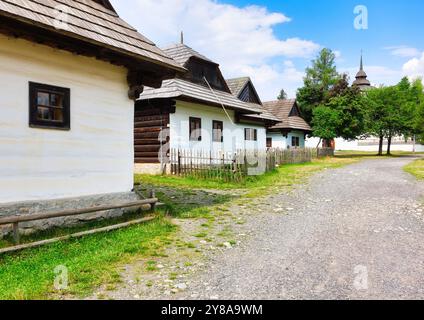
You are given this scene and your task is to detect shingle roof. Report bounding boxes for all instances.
[0,0,183,71]
[226,77,250,96]
[263,99,312,132]
[243,107,281,122]
[225,77,277,122]
[139,78,263,114]
[162,43,214,67]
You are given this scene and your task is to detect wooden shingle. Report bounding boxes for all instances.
[0,0,183,71]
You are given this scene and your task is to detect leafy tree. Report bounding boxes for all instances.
[408,79,424,144]
[311,106,341,148]
[327,75,366,140]
[309,75,366,146]
[277,89,288,100]
[363,84,404,155]
[297,48,341,123]
[362,87,389,155]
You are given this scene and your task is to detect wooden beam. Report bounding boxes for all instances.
[0,199,158,225]
[0,216,156,255]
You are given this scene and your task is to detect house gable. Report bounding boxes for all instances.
[163,43,231,93]
[289,102,301,117]
[238,81,262,105]
[181,57,231,93]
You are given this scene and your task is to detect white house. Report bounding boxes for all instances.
[135,43,279,174]
[0,0,183,206]
[262,100,312,149]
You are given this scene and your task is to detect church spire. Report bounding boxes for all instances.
[353,51,371,90]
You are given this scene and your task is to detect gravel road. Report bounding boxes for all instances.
[174,156,424,300]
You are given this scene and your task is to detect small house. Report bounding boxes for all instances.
[135,43,279,174]
[0,1,183,211]
[262,99,312,149]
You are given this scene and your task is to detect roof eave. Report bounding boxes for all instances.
[0,10,185,75]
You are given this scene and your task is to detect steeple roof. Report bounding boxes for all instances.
[353,53,371,88]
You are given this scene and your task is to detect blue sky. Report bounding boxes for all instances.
[112,0,424,100]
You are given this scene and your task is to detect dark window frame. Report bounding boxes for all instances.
[189,117,202,142]
[266,137,272,148]
[244,128,258,141]
[292,136,300,147]
[212,120,224,143]
[29,82,70,130]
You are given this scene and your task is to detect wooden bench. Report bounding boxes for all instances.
[0,191,158,255]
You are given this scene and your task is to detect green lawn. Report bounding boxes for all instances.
[0,216,175,300]
[404,159,424,180]
[135,156,359,193]
[0,154,364,300]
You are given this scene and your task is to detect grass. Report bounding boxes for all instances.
[0,216,175,300]
[135,156,359,194]
[404,159,424,180]
[0,153,378,300]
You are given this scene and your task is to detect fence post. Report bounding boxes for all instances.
[13,222,20,245]
[178,150,181,175]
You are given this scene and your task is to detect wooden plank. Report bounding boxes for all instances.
[12,222,20,245]
[134,127,162,134]
[0,216,156,255]
[135,145,161,152]
[135,152,160,158]
[134,139,165,145]
[134,120,166,128]
[134,132,160,139]
[135,158,161,164]
[0,199,158,225]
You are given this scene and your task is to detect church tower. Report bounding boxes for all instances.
[352,53,372,90]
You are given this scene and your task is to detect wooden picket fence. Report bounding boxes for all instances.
[169,148,318,182]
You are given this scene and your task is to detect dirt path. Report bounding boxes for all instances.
[94,156,424,300]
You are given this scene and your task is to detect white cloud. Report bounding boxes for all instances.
[385,46,420,58]
[110,0,320,100]
[403,52,424,80]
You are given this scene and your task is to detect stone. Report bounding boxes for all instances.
[175,283,187,290]
[223,242,232,249]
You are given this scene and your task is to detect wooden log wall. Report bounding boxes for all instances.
[134,100,173,164]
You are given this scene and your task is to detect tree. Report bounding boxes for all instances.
[277,89,287,100]
[362,87,388,155]
[363,85,404,155]
[311,106,340,148]
[326,74,366,140]
[297,48,341,123]
[406,78,424,144]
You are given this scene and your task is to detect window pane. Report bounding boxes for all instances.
[53,108,64,121]
[190,118,201,141]
[50,93,64,108]
[37,106,50,120]
[37,92,49,106]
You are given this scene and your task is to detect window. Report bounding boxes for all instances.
[266,138,272,148]
[292,136,300,148]
[29,82,70,130]
[189,117,202,141]
[245,128,257,141]
[212,120,223,142]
